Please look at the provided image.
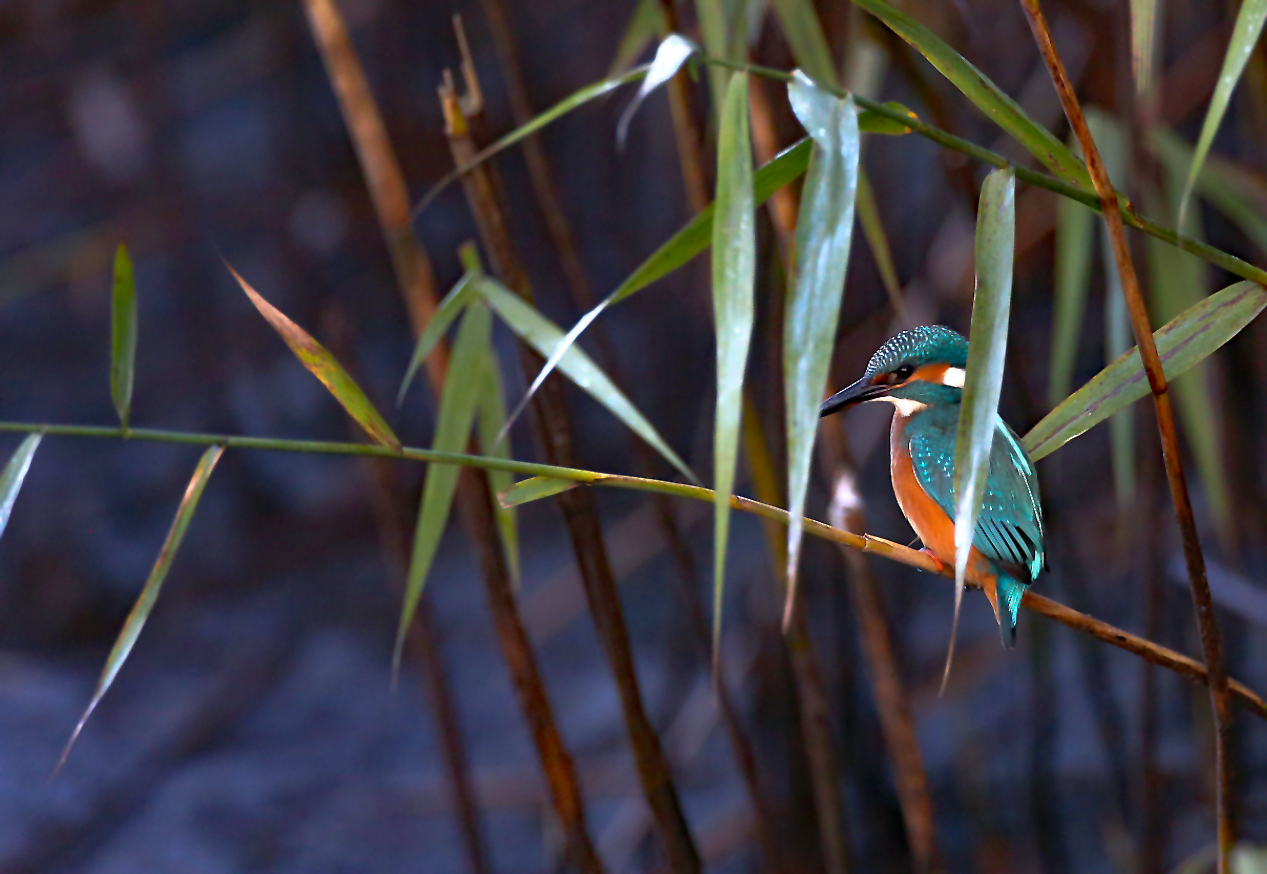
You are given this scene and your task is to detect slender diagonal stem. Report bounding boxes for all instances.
[1017,2,1235,867]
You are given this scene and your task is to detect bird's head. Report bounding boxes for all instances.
[820,325,969,418]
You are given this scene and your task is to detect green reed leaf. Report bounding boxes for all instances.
[771,0,838,86]
[1177,0,1267,232]
[1151,128,1267,257]
[711,72,756,650]
[949,167,1015,687]
[0,434,41,543]
[227,263,400,451]
[59,445,223,770]
[783,73,859,615]
[1048,184,1096,407]
[610,0,666,75]
[1130,0,1160,96]
[1149,156,1233,546]
[618,34,698,146]
[1025,281,1267,461]
[476,348,520,587]
[394,302,491,675]
[856,164,907,319]
[473,277,697,484]
[851,0,1091,191]
[414,64,651,217]
[398,270,477,406]
[110,244,138,430]
[500,475,580,507]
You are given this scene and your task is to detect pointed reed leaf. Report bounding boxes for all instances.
[1149,160,1233,545]
[783,73,859,616]
[949,167,1015,687]
[501,475,580,507]
[398,270,477,406]
[856,164,907,319]
[857,101,918,135]
[511,108,914,427]
[851,0,1091,191]
[617,34,698,147]
[771,0,838,86]
[1085,110,1136,528]
[1048,187,1095,406]
[711,72,756,648]
[610,0,666,75]
[0,434,41,543]
[1177,0,1267,232]
[414,64,651,218]
[472,277,697,484]
[477,349,520,586]
[1151,128,1267,256]
[1130,0,1159,96]
[60,445,223,769]
[394,303,491,674]
[226,263,401,451]
[110,244,138,430]
[694,0,732,122]
[1025,281,1267,461]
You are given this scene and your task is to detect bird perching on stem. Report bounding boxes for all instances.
[820,326,1045,646]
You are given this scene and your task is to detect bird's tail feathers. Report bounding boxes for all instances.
[996,574,1026,648]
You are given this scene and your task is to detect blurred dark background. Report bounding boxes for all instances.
[2,0,1266,871]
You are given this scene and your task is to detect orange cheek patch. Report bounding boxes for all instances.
[910,363,950,385]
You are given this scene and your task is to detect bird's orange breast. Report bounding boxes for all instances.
[889,414,1002,620]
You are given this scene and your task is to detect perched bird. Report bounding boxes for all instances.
[819,326,1044,646]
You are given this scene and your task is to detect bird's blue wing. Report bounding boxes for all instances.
[908,412,1045,582]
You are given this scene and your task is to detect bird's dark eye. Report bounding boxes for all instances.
[893,363,916,381]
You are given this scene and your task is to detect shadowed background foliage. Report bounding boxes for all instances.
[2,1,1267,872]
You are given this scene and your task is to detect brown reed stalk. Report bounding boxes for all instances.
[475,5,784,867]
[301,2,600,870]
[439,51,700,874]
[1018,2,1235,867]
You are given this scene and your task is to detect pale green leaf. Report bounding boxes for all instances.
[851,0,1092,191]
[609,0,667,76]
[394,302,491,674]
[1025,281,1267,460]
[618,34,698,146]
[414,64,651,217]
[1130,0,1160,96]
[110,244,138,430]
[1151,128,1267,256]
[855,164,906,319]
[399,270,477,406]
[0,434,41,543]
[771,0,838,86]
[711,72,756,648]
[783,73,859,608]
[60,445,223,769]
[1048,190,1096,406]
[508,106,914,430]
[228,263,401,450]
[1178,0,1267,231]
[949,167,1015,685]
[472,277,697,484]
[500,476,580,507]
[476,348,519,586]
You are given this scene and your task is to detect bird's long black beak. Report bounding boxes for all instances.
[819,377,890,417]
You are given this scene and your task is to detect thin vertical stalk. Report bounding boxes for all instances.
[440,62,700,874]
[818,420,944,874]
[299,4,493,871]
[1018,3,1235,868]
[477,8,782,866]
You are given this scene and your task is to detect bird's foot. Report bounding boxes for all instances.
[917,548,946,574]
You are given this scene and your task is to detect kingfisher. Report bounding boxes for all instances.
[819,326,1045,646]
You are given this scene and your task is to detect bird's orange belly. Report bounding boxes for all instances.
[890,416,1001,616]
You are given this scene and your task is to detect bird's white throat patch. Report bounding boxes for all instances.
[884,397,929,416]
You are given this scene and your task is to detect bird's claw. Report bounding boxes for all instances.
[917,547,946,574]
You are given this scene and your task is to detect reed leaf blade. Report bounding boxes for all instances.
[110,244,138,429]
